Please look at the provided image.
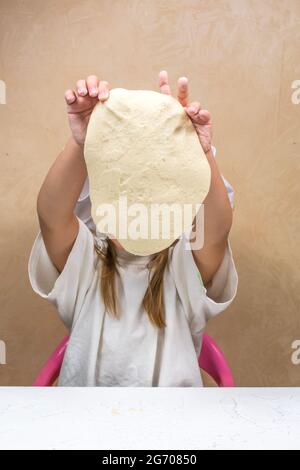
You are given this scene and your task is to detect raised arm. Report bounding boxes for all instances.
[37,137,87,273]
[191,148,233,287]
[37,75,110,273]
[158,70,233,287]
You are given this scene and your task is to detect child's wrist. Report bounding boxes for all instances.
[204,146,214,159]
[69,136,85,156]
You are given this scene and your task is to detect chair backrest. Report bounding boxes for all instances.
[33,333,234,387]
[198,333,234,387]
[33,336,69,387]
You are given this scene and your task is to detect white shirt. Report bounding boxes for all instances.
[28,146,238,387]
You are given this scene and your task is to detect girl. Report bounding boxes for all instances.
[28,71,238,386]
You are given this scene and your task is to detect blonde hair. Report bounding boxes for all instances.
[95,239,171,329]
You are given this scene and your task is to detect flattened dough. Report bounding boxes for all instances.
[84,88,211,255]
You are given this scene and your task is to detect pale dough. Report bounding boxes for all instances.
[84,88,211,255]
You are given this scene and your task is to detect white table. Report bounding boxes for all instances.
[0,387,299,450]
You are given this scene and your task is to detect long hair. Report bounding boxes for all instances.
[95,239,170,329]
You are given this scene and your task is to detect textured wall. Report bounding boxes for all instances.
[0,0,299,386]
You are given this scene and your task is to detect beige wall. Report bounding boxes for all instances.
[0,0,299,386]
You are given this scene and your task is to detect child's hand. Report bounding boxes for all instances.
[158,70,212,154]
[64,75,110,147]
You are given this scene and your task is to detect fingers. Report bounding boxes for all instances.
[186,102,211,124]
[158,70,172,95]
[64,89,77,105]
[65,75,110,105]
[98,80,110,101]
[186,101,201,115]
[177,76,189,107]
[76,79,88,96]
[159,71,189,109]
[86,75,99,97]
[78,76,110,100]
[84,75,110,100]
[197,109,211,124]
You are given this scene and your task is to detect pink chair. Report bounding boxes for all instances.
[33,333,234,387]
[199,333,234,387]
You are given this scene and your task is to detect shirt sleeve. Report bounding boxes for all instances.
[169,232,238,327]
[28,216,98,329]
